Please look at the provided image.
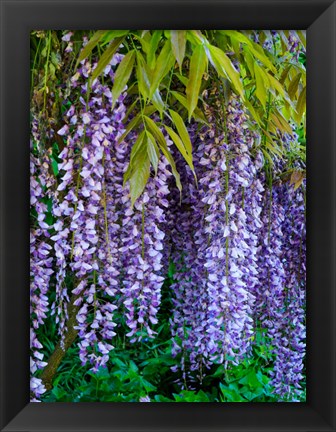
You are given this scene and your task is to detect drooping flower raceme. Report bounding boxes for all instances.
[30,133,55,400]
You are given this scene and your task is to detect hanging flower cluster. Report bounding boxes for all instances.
[169,96,267,388]
[120,156,171,342]
[30,122,55,400]
[30,35,172,380]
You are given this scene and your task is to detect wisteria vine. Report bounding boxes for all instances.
[30,34,306,402]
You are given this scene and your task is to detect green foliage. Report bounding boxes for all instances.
[30,30,306,205]
[41,326,282,403]
[67,29,306,203]
[111,50,136,108]
[39,269,300,403]
[186,44,208,120]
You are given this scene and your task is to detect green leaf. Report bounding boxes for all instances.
[171,91,208,124]
[280,65,292,85]
[129,145,150,206]
[248,44,276,73]
[186,30,206,45]
[241,386,264,401]
[243,99,262,127]
[219,383,246,402]
[294,85,306,124]
[149,39,175,99]
[136,52,149,101]
[140,377,156,392]
[186,44,207,121]
[144,116,182,193]
[175,73,188,87]
[171,30,187,70]
[123,131,146,184]
[267,73,286,98]
[101,30,129,44]
[271,110,292,134]
[132,31,150,54]
[146,131,159,174]
[169,109,192,155]
[243,49,255,79]
[288,72,302,99]
[118,112,142,144]
[136,52,165,114]
[147,30,162,69]
[219,30,252,47]
[164,125,195,179]
[206,44,243,98]
[50,157,59,176]
[91,36,125,83]
[111,50,135,108]
[52,386,67,400]
[254,63,269,109]
[76,30,107,65]
[154,394,173,402]
[221,30,276,72]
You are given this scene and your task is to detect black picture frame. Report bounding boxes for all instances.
[1,0,335,431]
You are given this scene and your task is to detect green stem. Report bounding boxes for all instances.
[31,36,42,97]
[43,31,52,115]
[262,91,272,149]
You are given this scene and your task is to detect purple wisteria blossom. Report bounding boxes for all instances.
[53,52,127,370]
[169,96,265,387]
[30,132,54,400]
[120,153,172,342]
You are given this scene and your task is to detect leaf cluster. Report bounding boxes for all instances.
[74,29,306,203]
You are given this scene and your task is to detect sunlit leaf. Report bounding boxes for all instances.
[280,65,292,85]
[206,44,243,98]
[123,131,146,184]
[149,39,175,99]
[146,131,160,174]
[164,125,196,181]
[221,30,276,72]
[254,63,268,109]
[136,52,165,114]
[119,105,157,143]
[294,86,306,124]
[290,170,305,190]
[288,72,302,99]
[91,36,125,82]
[171,30,187,70]
[243,99,262,127]
[112,50,136,108]
[76,30,107,65]
[175,72,188,87]
[267,73,286,98]
[186,30,206,45]
[147,30,162,69]
[101,30,130,45]
[136,52,149,101]
[144,116,182,192]
[171,91,208,124]
[118,113,142,144]
[129,146,150,206]
[186,44,207,121]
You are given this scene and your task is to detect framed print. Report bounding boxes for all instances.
[0,0,335,431]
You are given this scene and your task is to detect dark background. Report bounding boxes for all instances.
[0,0,335,431]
